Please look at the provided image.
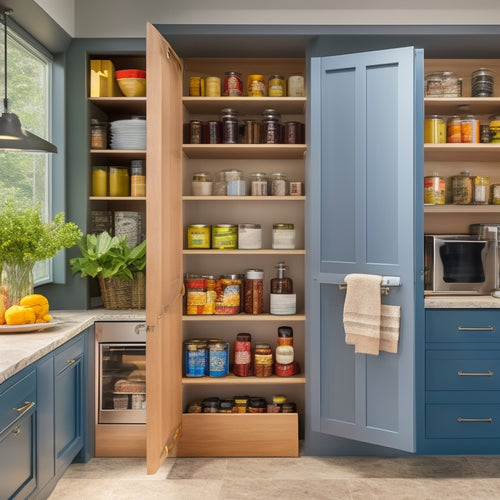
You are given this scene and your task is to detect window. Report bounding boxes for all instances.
[0,22,54,284]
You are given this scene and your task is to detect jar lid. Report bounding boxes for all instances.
[236,333,251,341]
[255,343,271,349]
[273,223,294,229]
[246,269,264,279]
[269,74,284,79]
[251,172,268,178]
[278,326,294,337]
[238,223,261,229]
[249,397,267,408]
[221,108,238,115]
[225,71,241,76]
[273,394,287,404]
[220,274,242,280]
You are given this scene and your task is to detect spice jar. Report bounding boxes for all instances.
[277,326,294,346]
[272,223,295,250]
[90,119,108,149]
[238,223,262,250]
[192,172,213,196]
[184,339,208,377]
[452,171,473,205]
[473,175,490,205]
[234,395,249,413]
[130,160,146,197]
[251,172,268,196]
[218,399,235,413]
[254,343,273,377]
[262,109,281,144]
[208,340,229,377]
[271,172,287,195]
[223,71,243,97]
[92,166,108,196]
[202,397,219,413]
[233,333,252,377]
[268,75,285,97]
[244,269,264,315]
[221,108,239,144]
[248,397,267,413]
[109,166,130,197]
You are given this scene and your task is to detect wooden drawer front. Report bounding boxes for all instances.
[0,371,36,435]
[426,351,500,390]
[54,335,84,374]
[426,309,500,343]
[426,404,500,438]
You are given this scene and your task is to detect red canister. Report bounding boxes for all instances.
[223,71,243,96]
[233,332,252,376]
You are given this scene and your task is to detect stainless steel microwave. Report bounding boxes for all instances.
[424,235,497,295]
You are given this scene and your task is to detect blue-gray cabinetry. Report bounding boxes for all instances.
[419,309,500,453]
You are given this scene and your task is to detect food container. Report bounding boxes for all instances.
[208,340,229,377]
[223,71,243,96]
[262,109,281,144]
[185,275,216,314]
[424,71,460,97]
[490,116,500,143]
[189,76,204,96]
[424,174,445,205]
[251,172,268,195]
[247,74,266,96]
[472,68,494,97]
[188,120,203,144]
[424,115,446,143]
[452,171,473,205]
[271,172,287,196]
[221,108,239,144]
[272,223,296,249]
[211,224,237,249]
[492,184,500,205]
[90,119,108,149]
[244,269,264,315]
[473,175,490,204]
[204,120,222,144]
[238,223,262,249]
[184,339,208,377]
[202,397,220,413]
[288,75,305,97]
[248,397,267,413]
[254,343,273,377]
[205,76,221,97]
[242,119,260,144]
[109,166,130,197]
[215,275,241,314]
[233,333,252,377]
[192,172,213,196]
[92,166,108,196]
[268,75,285,97]
[461,115,480,143]
[130,160,146,197]
[446,116,462,143]
[113,394,129,409]
[234,395,249,413]
[187,224,211,249]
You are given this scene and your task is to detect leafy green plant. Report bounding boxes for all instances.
[0,199,82,266]
[70,231,146,281]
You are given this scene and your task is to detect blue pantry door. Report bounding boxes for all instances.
[307,47,424,452]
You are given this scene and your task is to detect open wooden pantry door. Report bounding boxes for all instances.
[145,23,184,474]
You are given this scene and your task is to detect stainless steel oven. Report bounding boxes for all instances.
[95,322,146,424]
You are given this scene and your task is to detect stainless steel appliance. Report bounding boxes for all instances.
[424,234,497,295]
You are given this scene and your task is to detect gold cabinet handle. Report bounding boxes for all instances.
[12,427,21,436]
[457,417,493,423]
[457,326,494,331]
[66,359,76,364]
[458,370,493,377]
[12,401,35,414]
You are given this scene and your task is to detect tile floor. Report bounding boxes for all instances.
[48,454,500,499]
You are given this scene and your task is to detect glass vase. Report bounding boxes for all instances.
[1,261,34,305]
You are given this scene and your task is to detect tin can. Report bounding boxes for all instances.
[272,223,295,249]
[211,224,237,249]
[184,339,208,377]
[187,224,211,249]
[189,120,203,144]
[247,74,266,96]
[446,116,462,143]
[268,74,285,97]
[221,108,239,144]
[215,275,241,314]
[424,115,446,143]
[223,71,243,96]
[461,115,480,143]
[204,120,222,144]
[423,174,446,205]
[238,223,262,249]
[452,171,473,204]
[189,76,204,96]
[208,340,229,377]
[205,76,221,97]
[288,75,304,97]
[284,121,300,144]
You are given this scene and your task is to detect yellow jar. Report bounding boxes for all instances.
[109,167,130,197]
[268,75,285,97]
[92,166,108,196]
[205,76,221,97]
[247,74,266,97]
[424,115,446,143]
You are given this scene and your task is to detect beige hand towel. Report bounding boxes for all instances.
[343,273,382,355]
[379,304,401,354]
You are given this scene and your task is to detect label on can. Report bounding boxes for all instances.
[215,278,240,314]
[223,72,243,97]
[423,176,446,205]
[211,224,237,249]
[424,116,446,144]
[187,224,210,249]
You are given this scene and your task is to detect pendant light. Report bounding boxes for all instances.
[0,6,57,153]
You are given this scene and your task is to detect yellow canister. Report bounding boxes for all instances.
[187,224,211,249]
[247,74,266,97]
[205,76,221,97]
[490,115,500,143]
[424,115,446,143]
[109,167,130,197]
[268,75,285,97]
[211,224,237,249]
[424,174,446,205]
[92,166,108,196]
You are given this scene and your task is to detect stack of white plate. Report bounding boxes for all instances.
[110,117,146,150]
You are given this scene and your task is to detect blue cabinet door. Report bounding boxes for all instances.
[307,47,424,452]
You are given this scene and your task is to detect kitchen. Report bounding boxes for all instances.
[3,1,500,499]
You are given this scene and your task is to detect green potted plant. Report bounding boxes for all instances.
[70,231,146,309]
[0,199,82,304]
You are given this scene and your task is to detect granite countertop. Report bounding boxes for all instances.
[425,295,500,309]
[0,309,146,385]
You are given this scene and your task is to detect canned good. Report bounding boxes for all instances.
[424,174,446,205]
[490,116,500,143]
[242,119,260,144]
[272,223,296,249]
[473,175,490,205]
[446,116,462,143]
[221,108,239,144]
[491,184,500,204]
[189,76,204,96]
[211,224,238,249]
[204,120,222,144]
[205,76,221,97]
[184,339,208,377]
[268,74,285,97]
[247,74,266,97]
[223,71,243,96]
[288,75,305,97]
[472,68,494,97]
[215,275,241,314]
[187,224,211,249]
[461,115,480,143]
[208,340,229,377]
[452,171,473,205]
[424,115,446,143]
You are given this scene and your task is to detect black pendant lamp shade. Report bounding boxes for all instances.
[0,6,57,153]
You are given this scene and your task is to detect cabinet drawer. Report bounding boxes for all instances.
[0,370,36,435]
[426,309,500,343]
[426,404,500,438]
[426,350,500,390]
[54,335,84,374]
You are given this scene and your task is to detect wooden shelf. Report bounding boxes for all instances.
[424,143,500,161]
[90,149,146,162]
[183,144,306,159]
[89,97,147,114]
[183,249,305,255]
[182,374,306,385]
[182,96,306,115]
[425,204,500,213]
[424,97,500,116]
[183,313,306,321]
[183,196,305,201]
[89,196,146,201]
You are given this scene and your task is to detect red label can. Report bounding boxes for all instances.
[223,71,243,97]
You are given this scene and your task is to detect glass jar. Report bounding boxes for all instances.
[452,171,473,205]
[215,274,241,314]
[490,116,500,143]
[473,175,490,205]
[192,172,213,196]
[268,75,285,97]
[233,333,252,377]
[424,115,446,143]
[213,170,227,196]
[242,119,260,144]
[251,172,268,195]
[130,160,146,197]
[254,343,273,377]
[92,166,108,196]
[204,120,222,144]
[244,269,264,315]
[288,75,304,97]
[205,76,221,97]
[109,166,130,196]
[491,184,500,205]
[472,68,494,97]
[218,399,235,413]
[188,120,203,144]
[208,340,229,377]
[234,395,249,413]
[446,116,462,143]
[262,109,281,144]
[271,172,287,196]
[461,115,480,143]
[90,119,108,149]
[238,223,262,250]
[221,108,239,144]
[248,397,267,413]
[277,326,294,346]
[247,74,266,96]
[272,223,295,250]
[202,397,220,413]
[223,71,243,97]
[183,339,208,377]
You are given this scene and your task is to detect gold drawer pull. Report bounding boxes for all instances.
[458,370,494,377]
[12,401,35,414]
[12,427,20,436]
[458,326,494,331]
[457,417,493,423]
[66,359,76,364]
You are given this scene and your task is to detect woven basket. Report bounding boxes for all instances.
[131,271,146,309]
[98,276,133,309]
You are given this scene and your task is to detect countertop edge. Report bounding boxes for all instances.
[0,309,146,385]
[425,295,500,309]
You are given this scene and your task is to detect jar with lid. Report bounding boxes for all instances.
[204,120,222,143]
[473,175,490,205]
[90,119,108,149]
[446,116,462,143]
[270,262,296,315]
[461,115,480,143]
[275,344,294,365]
[251,172,268,195]
[188,120,203,144]
[424,71,460,97]
[233,333,252,377]
[272,223,295,250]
[247,74,266,96]
[207,340,229,377]
[234,395,249,413]
[248,397,267,413]
[242,119,260,144]
[423,173,445,205]
[254,343,273,377]
[288,75,304,97]
[109,166,130,197]
[472,68,494,97]
[130,160,146,197]
[215,274,241,314]
[262,109,281,144]
[244,269,264,315]
[189,76,204,97]
[218,399,235,413]
[205,76,221,97]
[491,184,500,205]
[452,171,473,205]
[213,170,227,195]
[284,121,301,144]
[221,108,239,144]
[192,172,213,196]
[271,172,287,196]
[277,326,294,346]
[184,339,208,377]
[202,397,219,413]
[268,75,285,97]
[238,223,262,250]
[490,116,500,143]
[424,115,446,143]
[223,71,243,97]
[92,166,108,196]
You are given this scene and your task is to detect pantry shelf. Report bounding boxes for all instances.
[89,96,147,114]
[424,204,500,213]
[183,249,305,255]
[183,144,307,159]
[182,374,306,385]
[183,313,306,321]
[89,196,146,201]
[183,196,305,201]
[424,97,500,115]
[424,143,500,161]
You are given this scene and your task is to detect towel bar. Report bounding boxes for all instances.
[338,283,390,295]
